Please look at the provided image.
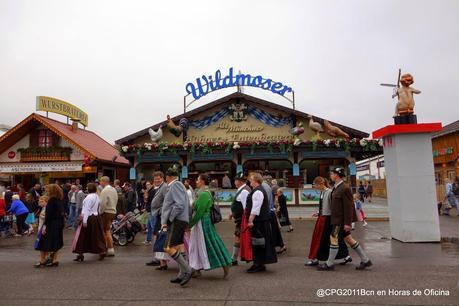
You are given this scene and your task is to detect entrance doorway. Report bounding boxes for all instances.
[188,161,236,189]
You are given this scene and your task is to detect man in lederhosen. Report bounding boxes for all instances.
[161,166,193,286]
[318,167,372,271]
[246,173,277,273]
[229,173,251,266]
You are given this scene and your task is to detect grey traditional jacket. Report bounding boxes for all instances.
[68,190,86,211]
[161,180,190,225]
[151,182,168,217]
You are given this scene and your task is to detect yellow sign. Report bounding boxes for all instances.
[36,96,88,126]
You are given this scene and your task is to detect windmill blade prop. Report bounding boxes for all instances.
[380,69,402,97]
[380,83,398,95]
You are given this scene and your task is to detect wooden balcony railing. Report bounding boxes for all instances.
[19,147,72,162]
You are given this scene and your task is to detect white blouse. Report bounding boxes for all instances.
[250,190,264,216]
[187,189,194,207]
[81,193,100,224]
[236,184,250,209]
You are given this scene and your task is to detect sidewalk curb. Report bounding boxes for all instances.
[441,237,459,245]
[291,217,390,221]
[220,217,390,222]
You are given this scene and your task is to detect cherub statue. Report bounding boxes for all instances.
[392,73,421,116]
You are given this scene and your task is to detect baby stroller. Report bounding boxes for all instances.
[111,211,142,246]
[0,214,16,238]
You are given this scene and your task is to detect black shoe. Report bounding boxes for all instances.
[317,263,334,271]
[45,262,59,267]
[44,257,53,265]
[146,260,161,266]
[155,265,168,271]
[247,265,266,273]
[340,256,352,265]
[246,265,257,273]
[170,277,182,284]
[305,259,319,266]
[73,255,84,262]
[231,260,238,266]
[277,247,287,255]
[356,260,373,270]
[33,262,46,268]
[180,272,192,286]
[192,269,202,278]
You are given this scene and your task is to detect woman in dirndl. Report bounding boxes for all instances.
[72,183,107,262]
[239,180,253,263]
[188,174,232,278]
[36,184,65,267]
[306,176,351,266]
[276,188,293,232]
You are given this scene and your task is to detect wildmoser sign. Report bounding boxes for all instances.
[185,68,294,102]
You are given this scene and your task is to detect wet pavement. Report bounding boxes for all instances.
[0,219,458,305]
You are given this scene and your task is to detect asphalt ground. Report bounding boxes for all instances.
[0,219,458,305]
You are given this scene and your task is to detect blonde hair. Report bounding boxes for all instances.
[313,176,330,188]
[39,195,49,203]
[250,173,263,184]
[12,194,20,200]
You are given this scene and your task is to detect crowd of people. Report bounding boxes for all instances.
[357,181,373,203]
[442,178,458,212]
[0,166,373,287]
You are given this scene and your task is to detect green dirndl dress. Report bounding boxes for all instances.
[190,190,232,270]
[201,215,232,269]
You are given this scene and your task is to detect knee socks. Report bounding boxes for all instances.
[327,245,339,267]
[172,251,191,277]
[351,242,369,263]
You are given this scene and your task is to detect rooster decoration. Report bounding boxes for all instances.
[148,124,163,142]
[307,115,323,140]
[323,120,350,139]
[166,115,189,138]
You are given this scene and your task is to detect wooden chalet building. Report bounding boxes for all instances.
[0,113,129,189]
[116,92,382,205]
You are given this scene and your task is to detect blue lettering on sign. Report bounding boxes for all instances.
[185,67,293,101]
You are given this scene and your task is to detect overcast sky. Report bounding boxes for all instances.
[1,0,458,143]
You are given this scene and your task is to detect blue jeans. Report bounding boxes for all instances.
[146,213,156,242]
[447,194,458,208]
[68,203,77,228]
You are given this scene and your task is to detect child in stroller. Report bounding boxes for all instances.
[0,193,14,238]
[0,215,16,238]
[111,210,142,246]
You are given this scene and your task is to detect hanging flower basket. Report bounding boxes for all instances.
[118,138,382,155]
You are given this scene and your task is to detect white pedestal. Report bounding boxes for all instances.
[374,124,442,242]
